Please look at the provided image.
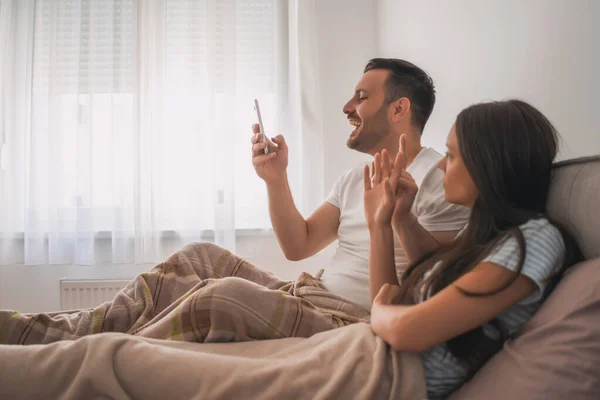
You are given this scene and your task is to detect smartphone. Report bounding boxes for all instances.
[253,99,268,154]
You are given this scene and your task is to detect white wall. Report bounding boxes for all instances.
[377,0,600,159]
[316,0,376,190]
[0,0,379,313]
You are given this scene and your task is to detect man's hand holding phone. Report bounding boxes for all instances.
[251,100,288,185]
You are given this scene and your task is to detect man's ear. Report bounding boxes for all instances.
[390,97,411,123]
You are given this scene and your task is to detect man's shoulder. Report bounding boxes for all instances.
[412,147,443,170]
[409,147,443,187]
[327,162,370,205]
[337,161,370,185]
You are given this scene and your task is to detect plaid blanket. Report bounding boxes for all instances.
[0,242,370,345]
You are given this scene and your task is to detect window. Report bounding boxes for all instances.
[0,0,312,265]
[29,0,284,236]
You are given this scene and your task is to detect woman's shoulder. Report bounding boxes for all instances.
[494,218,566,304]
[518,218,564,247]
[484,217,565,276]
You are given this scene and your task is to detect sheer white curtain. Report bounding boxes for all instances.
[0,0,324,266]
[0,0,35,265]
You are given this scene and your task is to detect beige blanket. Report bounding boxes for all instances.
[1,243,369,345]
[0,323,427,400]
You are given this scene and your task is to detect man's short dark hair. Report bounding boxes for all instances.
[364,58,436,132]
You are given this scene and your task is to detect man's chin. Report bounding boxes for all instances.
[346,129,362,148]
[346,136,359,150]
[346,137,370,154]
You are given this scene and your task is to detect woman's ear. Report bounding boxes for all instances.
[390,97,411,124]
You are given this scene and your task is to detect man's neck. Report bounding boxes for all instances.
[372,131,423,167]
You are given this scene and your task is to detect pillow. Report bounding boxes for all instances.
[450,258,600,400]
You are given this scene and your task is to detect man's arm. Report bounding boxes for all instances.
[267,176,340,261]
[251,126,340,262]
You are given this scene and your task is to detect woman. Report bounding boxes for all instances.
[364,99,577,399]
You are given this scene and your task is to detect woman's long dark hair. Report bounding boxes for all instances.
[396,99,580,378]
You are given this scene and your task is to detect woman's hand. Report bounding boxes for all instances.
[390,134,419,226]
[374,283,403,306]
[370,283,403,339]
[363,151,396,228]
[363,134,419,229]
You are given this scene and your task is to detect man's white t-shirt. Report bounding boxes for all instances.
[320,147,470,310]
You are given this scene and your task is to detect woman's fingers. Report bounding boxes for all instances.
[363,164,372,191]
[384,178,394,201]
[396,177,418,195]
[374,153,382,184]
[375,283,402,305]
[398,169,415,182]
[395,134,408,171]
[381,150,391,179]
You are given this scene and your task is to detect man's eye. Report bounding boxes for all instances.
[358,97,366,102]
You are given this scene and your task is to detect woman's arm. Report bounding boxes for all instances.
[370,262,536,352]
[368,223,400,300]
[363,151,403,300]
[388,135,460,264]
[392,214,458,264]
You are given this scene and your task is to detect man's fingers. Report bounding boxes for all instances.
[254,135,277,153]
[251,131,266,145]
[252,123,260,134]
[252,142,268,156]
[271,135,287,151]
[252,152,277,166]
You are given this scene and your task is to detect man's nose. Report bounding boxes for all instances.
[343,100,354,115]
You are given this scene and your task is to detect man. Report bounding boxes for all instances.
[1,59,468,346]
[251,58,469,311]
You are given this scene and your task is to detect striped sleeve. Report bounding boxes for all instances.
[482,219,565,305]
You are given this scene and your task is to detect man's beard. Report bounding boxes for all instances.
[346,106,390,152]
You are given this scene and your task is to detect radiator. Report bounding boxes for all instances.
[60,279,131,310]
